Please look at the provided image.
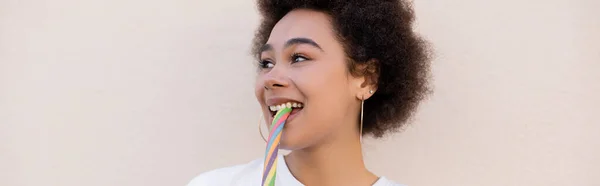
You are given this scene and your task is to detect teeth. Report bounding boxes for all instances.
[269,101,304,111]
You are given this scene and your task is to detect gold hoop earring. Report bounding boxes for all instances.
[360,95,365,143]
[258,114,268,143]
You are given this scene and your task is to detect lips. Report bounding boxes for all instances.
[267,106,303,126]
[268,101,304,117]
[265,98,305,125]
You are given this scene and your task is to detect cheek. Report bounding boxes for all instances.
[293,61,350,124]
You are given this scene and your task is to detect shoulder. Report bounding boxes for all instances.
[374,176,407,186]
[186,158,263,186]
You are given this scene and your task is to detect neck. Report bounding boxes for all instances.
[284,127,377,186]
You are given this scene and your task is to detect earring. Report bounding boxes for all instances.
[258,114,267,143]
[369,90,374,94]
[360,95,365,143]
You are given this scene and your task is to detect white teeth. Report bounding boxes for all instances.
[269,101,304,111]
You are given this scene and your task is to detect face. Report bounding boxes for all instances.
[254,9,365,150]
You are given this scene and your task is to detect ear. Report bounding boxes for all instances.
[353,59,379,100]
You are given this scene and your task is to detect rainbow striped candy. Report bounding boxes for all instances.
[261,107,292,186]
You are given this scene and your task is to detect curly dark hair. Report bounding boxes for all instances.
[252,0,431,138]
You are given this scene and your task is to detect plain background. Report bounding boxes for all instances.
[1,0,599,186]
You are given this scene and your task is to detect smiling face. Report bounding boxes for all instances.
[254,9,365,150]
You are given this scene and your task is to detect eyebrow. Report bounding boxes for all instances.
[259,37,323,54]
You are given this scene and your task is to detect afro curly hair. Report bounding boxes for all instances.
[252,0,432,138]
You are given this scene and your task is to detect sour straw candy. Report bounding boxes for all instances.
[261,107,292,186]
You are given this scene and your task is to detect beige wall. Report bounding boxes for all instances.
[1,0,598,186]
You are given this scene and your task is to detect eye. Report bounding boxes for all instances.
[259,60,275,69]
[291,53,309,63]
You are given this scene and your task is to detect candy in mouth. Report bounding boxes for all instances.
[268,101,303,117]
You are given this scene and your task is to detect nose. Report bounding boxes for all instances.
[263,67,289,90]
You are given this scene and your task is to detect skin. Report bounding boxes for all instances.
[254,9,378,186]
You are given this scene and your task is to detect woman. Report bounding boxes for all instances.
[189,0,430,185]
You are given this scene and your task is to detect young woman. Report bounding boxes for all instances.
[188,0,430,185]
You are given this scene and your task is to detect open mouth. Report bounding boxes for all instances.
[268,101,304,118]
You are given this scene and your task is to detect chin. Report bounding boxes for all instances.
[279,134,311,151]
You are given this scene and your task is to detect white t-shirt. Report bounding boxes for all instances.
[187,154,405,186]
